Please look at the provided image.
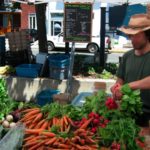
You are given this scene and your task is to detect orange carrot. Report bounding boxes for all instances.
[22,140,38,148]
[75,144,89,150]
[20,114,37,122]
[21,108,40,113]
[88,144,99,149]
[82,145,98,150]
[45,137,57,145]
[36,146,45,150]
[63,115,69,125]
[58,143,72,149]
[28,123,37,129]
[66,116,75,127]
[25,129,44,135]
[52,117,58,126]
[84,136,96,144]
[60,118,64,132]
[23,109,41,118]
[25,136,41,145]
[40,131,56,137]
[40,121,49,130]
[74,128,86,135]
[21,113,39,123]
[23,135,36,142]
[32,113,43,123]
[79,118,93,129]
[28,140,46,150]
[34,119,46,129]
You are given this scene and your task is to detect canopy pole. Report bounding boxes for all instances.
[66,42,75,95]
[99,6,106,69]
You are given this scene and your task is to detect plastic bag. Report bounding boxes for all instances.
[0,125,3,139]
[0,123,25,150]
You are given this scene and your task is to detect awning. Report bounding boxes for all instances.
[11,0,150,5]
[0,11,21,14]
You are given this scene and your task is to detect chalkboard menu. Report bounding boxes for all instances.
[64,3,93,43]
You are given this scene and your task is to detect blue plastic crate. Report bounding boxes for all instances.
[71,92,112,106]
[49,66,69,80]
[16,64,42,78]
[48,54,70,68]
[71,92,93,106]
[36,89,60,106]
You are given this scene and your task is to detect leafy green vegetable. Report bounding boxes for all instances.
[120,84,143,118]
[0,78,20,120]
[98,118,142,150]
[41,102,63,119]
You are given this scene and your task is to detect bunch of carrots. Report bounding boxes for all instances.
[19,107,100,150]
[22,128,99,150]
[19,107,73,132]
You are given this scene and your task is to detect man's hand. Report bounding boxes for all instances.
[111,83,122,100]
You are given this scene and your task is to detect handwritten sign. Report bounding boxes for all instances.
[64,3,93,42]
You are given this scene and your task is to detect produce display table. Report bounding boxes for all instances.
[0,77,150,150]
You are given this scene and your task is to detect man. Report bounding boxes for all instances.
[111,13,150,127]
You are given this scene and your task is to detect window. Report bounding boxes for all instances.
[51,13,63,36]
[29,13,37,29]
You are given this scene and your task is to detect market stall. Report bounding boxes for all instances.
[0,78,150,149]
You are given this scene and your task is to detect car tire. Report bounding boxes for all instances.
[87,43,99,53]
[48,41,55,51]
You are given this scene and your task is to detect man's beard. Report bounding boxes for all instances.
[132,41,147,50]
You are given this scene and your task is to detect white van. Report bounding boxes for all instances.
[47,32,111,53]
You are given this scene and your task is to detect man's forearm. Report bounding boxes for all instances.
[129,76,150,90]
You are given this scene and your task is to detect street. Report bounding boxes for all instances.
[106,52,123,63]
[31,46,124,64]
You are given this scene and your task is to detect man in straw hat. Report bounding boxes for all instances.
[111,5,150,127]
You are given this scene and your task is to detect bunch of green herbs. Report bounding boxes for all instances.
[0,78,19,120]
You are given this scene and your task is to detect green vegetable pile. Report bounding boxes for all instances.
[0,78,19,121]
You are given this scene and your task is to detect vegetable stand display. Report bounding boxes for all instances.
[0,76,150,150]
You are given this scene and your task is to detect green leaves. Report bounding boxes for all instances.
[0,78,19,119]
[98,118,141,149]
[120,84,143,118]
[121,84,132,94]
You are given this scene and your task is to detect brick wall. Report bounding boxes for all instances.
[21,4,35,29]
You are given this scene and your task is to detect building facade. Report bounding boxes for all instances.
[0,0,21,34]
[0,1,102,37]
[21,3,36,29]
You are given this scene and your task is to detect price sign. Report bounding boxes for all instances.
[64,3,93,42]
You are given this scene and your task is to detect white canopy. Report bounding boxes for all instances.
[11,0,150,5]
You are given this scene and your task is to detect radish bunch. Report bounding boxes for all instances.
[73,112,109,133]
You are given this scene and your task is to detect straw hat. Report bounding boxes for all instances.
[119,4,150,35]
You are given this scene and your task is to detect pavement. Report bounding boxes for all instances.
[109,47,131,53]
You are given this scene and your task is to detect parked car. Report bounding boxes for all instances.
[47,32,111,53]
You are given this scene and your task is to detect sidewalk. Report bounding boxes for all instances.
[110,48,131,53]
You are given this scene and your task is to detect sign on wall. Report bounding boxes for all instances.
[64,3,93,43]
